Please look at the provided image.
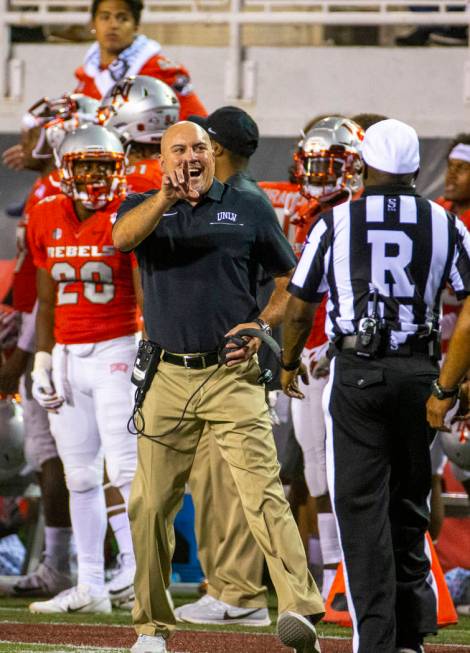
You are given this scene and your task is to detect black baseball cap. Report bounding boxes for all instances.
[188,106,259,158]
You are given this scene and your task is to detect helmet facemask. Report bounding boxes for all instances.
[60,152,126,211]
[293,116,364,201]
[294,146,362,201]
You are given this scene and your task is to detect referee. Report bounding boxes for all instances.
[281,118,470,653]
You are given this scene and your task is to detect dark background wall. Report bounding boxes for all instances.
[0,135,450,261]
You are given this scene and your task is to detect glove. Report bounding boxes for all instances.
[31,351,64,412]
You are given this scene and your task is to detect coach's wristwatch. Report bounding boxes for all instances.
[254,318,272,336]
[281,356,301,371]
[430,379,460,400]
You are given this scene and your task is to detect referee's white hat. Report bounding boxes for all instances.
[361,118,420,174]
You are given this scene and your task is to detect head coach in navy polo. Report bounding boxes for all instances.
[281,118,470,653]
[112,120,325,653]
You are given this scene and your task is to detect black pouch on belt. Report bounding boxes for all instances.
[354,317,384,358]
[131,339,162,399]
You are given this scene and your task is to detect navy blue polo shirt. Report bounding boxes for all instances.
[117,178,296,353]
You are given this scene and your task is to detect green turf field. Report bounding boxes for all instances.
[1,593,470,651]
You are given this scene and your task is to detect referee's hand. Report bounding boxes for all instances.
[281,365,309,399]
[426,395,456,432]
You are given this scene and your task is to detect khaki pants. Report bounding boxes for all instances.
[129,358,324,638]
[189,424,267,608]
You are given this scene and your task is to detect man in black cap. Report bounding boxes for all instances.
[188,105,260,190]
[174,107,272,627]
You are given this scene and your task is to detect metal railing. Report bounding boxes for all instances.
[0,0,469,101]
[2,0,470,25]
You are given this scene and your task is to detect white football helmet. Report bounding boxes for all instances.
[293,116,364,200]
[56,124,126,211]
[97,75,180,145]
[45,94,100,152]
[441,421,470,471]
[0,399,25,483]
[22,94,99,159]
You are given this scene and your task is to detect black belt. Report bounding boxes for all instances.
[161,350,219,369]
[336,334,433,357]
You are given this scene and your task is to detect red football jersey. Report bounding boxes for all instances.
[258,181,307,243]
[75,53,206,120]
[27,194,138,345]
[435,196,470,231]
[126,158,163,194]
[435,197,470,352]
[13,171,62,313]
[298,191,362,352]
[261,180,328,353]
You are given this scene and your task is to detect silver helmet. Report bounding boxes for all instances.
[22,93,99,160]
[441,421,470,471]
[57,124,126,211]
[97,75,180,145]
[0,399,26,483]
[293,116,364,200]
[45,94,100,152]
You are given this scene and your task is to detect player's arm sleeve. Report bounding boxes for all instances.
[287,212,333,303]
[449,216,470,300]
[140,55,207,119]
[26,206,48,270]
[252,198,297,276]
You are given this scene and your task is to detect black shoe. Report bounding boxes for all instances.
[395,28,431,46]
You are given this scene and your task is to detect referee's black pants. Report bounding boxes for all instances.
[324,351,438,653]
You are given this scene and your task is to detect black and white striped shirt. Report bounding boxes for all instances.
[288,185,470,346]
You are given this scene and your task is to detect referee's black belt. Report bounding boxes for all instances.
[161,350,219,369]
[337,334,433,357]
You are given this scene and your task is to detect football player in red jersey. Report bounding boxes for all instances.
[263,117,364,600]
[95,75,179,609]
[74,0,206,120]
[0,95,99,599]
[27,124,139,614]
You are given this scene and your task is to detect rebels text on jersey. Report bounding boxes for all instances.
[27,194,138,345]
[13,171,62,313]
